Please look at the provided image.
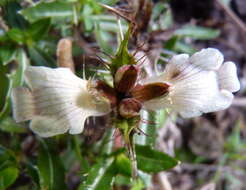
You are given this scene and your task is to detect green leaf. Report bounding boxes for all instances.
[175,41,197,54]
[0,145,18,171]
[28,45,56,67]
[26,18,51,41]
[136,145,179,173]
[26,163,40,188]
[94,22,113,54]
[7,28,26,44]
[115,153,132,177]
[0,45,16,65]
[0,64,9,111]
[3,1,28,29]
[0,167,19,190]
[0,117,26,133]
[164,36,178,50]
[79,158,116,190]
[70,136,89,173]
[175,25,220,40]
[21,1,74,23]
[130,179,145,190]
[0,49,28,120]
[37,139,67,190]
[0,146,19,189]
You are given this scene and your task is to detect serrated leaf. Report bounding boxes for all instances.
[175,25,220,40]
[21,1,74,23]
[79,158,116,190]
[136,145,178,173]
[37,139,67,190]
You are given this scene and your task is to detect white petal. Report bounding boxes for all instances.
[30,116,69,137]
[164,54,190,81]
[190,48,224,70]
[11,87,35,122]
[218,62,240,92]
[21,66,111,137]
[140,54,190,84]
[169,54,190,66]
[202,90,234,114]
[144,70,222,118]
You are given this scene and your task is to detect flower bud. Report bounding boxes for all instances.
[115,65,138,93]
[131,82,170,102]
[119,98,142,118]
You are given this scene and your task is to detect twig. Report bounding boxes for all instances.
[215,0,246,34]
[99,3,132,23]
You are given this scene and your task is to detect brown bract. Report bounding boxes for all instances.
[131,82,170,102]
[115,65,138,93]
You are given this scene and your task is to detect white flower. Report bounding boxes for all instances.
[142,48,240,118]
[11,66,111,137]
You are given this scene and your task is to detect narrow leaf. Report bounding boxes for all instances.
[175,25,220,40]
[136,145,178,173]
[21,1,74,23]
[79,158,116,190]
[37,139,67,190]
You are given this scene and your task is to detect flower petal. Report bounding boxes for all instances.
[30,116,70,137]
[140,54,190,84]
[11,87,35,122]
[202,90,234,114]
[218,62,240,92]
[13,66,111,137]
[190,48,224,70]
[144,70,221,118]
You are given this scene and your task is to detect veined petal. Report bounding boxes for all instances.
[13,66,111,137]
[143,48,239,118]
[141,54,190,84]
[190,48,224,70]
[144,71,221,118]
[202,90,234,114]
[218,62,240,92]
[163,54,190,82]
